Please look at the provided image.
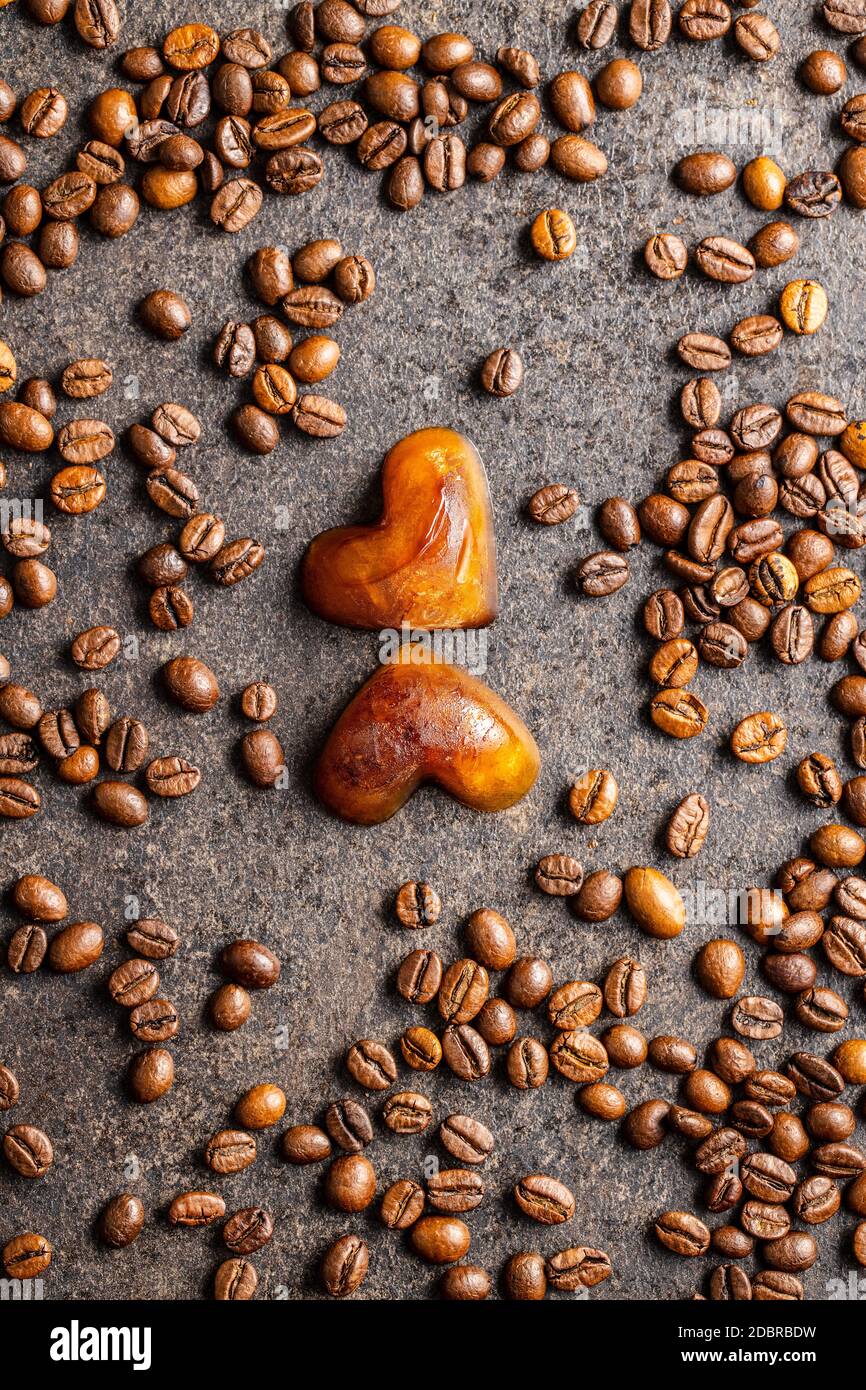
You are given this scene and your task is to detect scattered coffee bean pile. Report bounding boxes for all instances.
[0,350,118,613]
[213,238,376,450]
[0,660,211,823]
[127,396,266,628]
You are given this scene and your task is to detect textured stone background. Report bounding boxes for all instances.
[1,0,865,1300]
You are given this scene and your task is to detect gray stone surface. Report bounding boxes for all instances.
[1,0,864,1300]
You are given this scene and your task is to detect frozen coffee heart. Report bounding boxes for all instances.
[301,426,498,630]
[315,653,539,824]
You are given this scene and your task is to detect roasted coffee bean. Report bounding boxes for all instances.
[530,207,576,260]
[655,1211,710,1257]
[442,1024,490,1081]
[234,1083,285,1130]
[731,1100,774,1139]
[48,921,103,973]
[205,1130,256,1174]
[753,1270,804,1300]
[601,957,645,1018]
[676,152,736,197]
[823,916,866,974]
[321,1233,368,1297]
[550,1030,608,1083]
[786,1052,845,1100]
[648,1035,697,1074]
[731,711,787,763]
[706,1173,745,1217]
[178,514,225,565]
[321,1101,370,1156]
[3,1123,53,1177]
[438,959,489,1024]
[502,1251,546,1300]
[476,998,516,1046]
[643,588,684,640]
[764,954,817,996]
[395,880,441,927]
[90,780,147,827]
[528,484,579,525]
[400,1026,441,1072]
[694,1128,747,1175]
[695,236,755,284]
[763,1231,818,1273]
[0,734,38,776]
[149,585,193,631]
[208,982,250,1032]
[381,1091,432,1135]
[623,1098,670,1149]
[74,688,109,747]
[138,289,190,341]
[346,1039,397,1091]
[786,170,842,218]
[479,346,523,398]
[6,924,47,973]
[168,1191,225,1228]
[219,939,279,990]
[514,1174,575,1225]
[325,1154,377,1213]
[129,996,179,1043]
[575,550,628,596]
[780,278,829,335]
[730,314,783,357]
[572,869,623,921]
[222,1207,273,1257]
[162,656,219,713]
[108,958,159,1008]
[644,232,687,279]
[506,1036,549,1089]
[427,1168,483,1214]
[732,995,784,1040]
[145,755,200,798]
[98,1193,145,1249]
[214,1257,257,1301]
[70,625,120,672]
[2,1232,52,1279]
[534,854,583,895]
[210,179,262,232]
[602,1025,648,1070]
[380,1179,424,1230]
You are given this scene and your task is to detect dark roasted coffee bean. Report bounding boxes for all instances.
[785,170,842,218]
[323,1100,371,1155]
[223,1207,273,1256]
[6,924,47,973]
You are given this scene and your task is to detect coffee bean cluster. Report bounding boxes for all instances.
[128,400,266,626]
[278,881,615,1298]
[0,657,208,823]
[0,350,120,631]
[644,851,866,1298]
[214,238,377,451]
[236,681,286,790]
